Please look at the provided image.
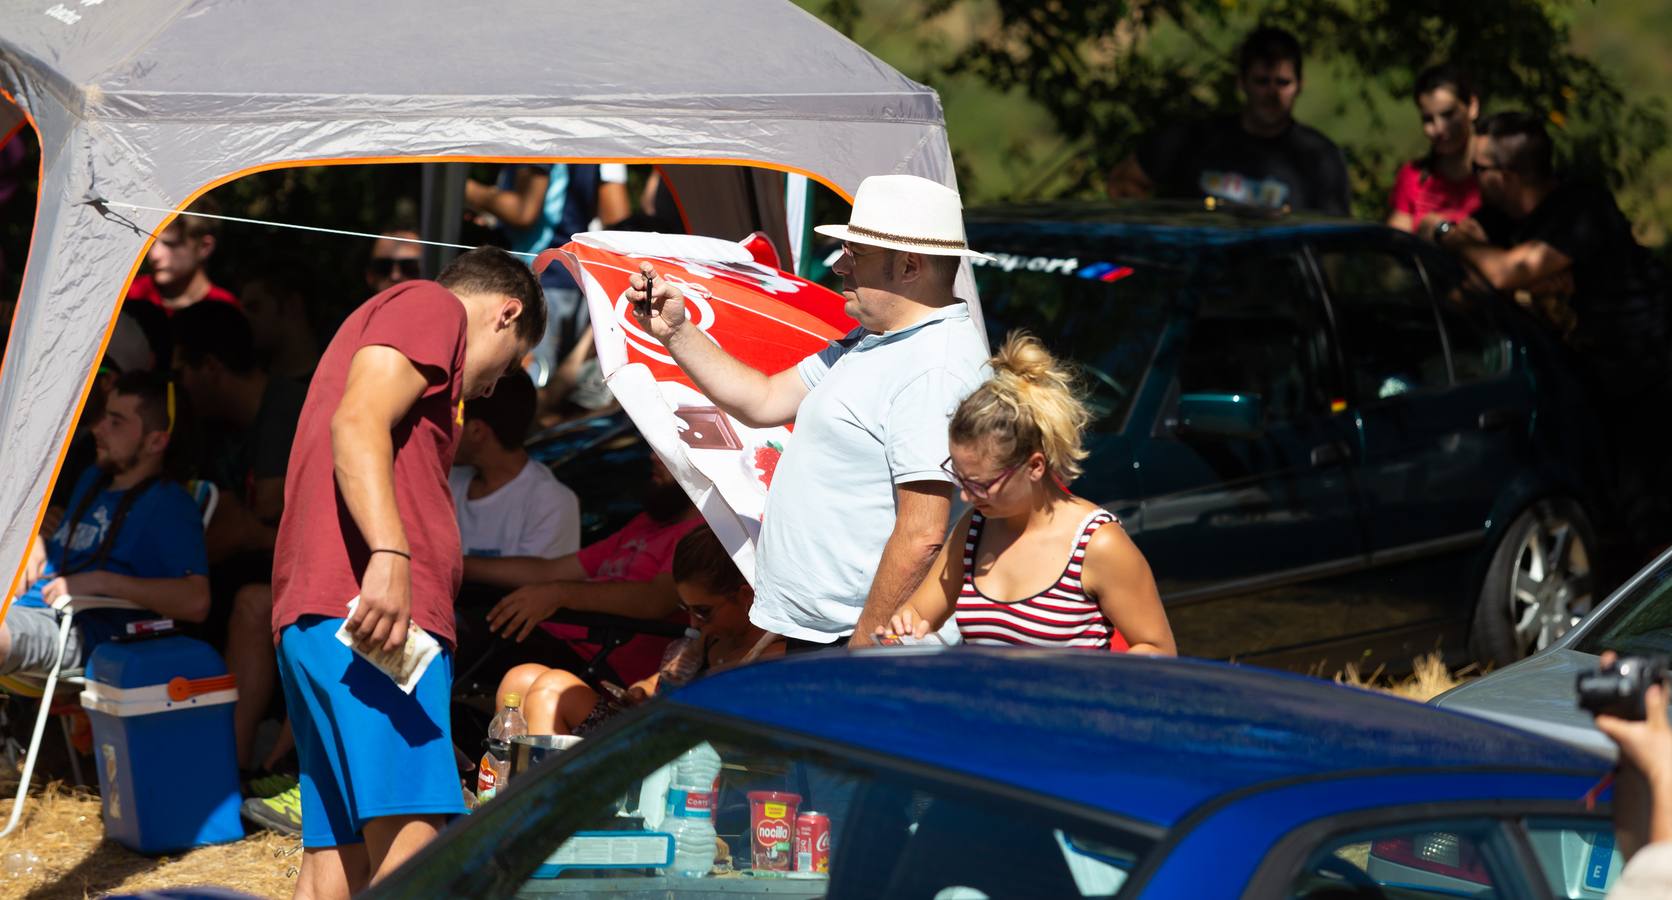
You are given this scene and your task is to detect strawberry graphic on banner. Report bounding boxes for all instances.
[536,232,855,586]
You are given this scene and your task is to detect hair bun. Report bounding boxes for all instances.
[992,332,1056,382]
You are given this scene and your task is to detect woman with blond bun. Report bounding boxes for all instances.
[884,333,1176,654]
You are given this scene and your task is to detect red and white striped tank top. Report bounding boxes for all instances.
[954,508,1130,651]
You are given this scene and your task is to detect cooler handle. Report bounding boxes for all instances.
[167,674,238,702]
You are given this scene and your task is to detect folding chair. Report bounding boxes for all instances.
[0,480,218,839]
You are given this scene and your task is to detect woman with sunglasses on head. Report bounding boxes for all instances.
[1387,65,1482,234]
[884,333,1175,654]
[495,525,782,736]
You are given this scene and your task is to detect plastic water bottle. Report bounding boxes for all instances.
[664,741,723,877]
[476,692,528,804]
[658,628,705,690]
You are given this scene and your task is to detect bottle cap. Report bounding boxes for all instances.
[503,692,522,708]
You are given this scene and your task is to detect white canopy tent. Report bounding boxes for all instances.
[0,0,967,607]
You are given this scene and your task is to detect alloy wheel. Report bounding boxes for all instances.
[1507,512,1594,654]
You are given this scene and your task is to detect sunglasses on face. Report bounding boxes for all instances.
[368,257,422,278]
[940,456,1022,500]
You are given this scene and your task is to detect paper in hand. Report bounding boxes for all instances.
[335,596,441,694]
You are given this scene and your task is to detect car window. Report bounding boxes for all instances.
[967,248,1177,432]
[1418,251,1512,383]
[461,717,1154,898]
[1522,817,1620,898]
[1576,556,1672,656]
[1178,251,1335,424]
[1317,248,1451,402]
[1289,819,1511,899]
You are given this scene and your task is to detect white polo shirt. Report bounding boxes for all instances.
[750,302,990,642]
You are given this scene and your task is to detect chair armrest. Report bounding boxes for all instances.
[53,594,144,613]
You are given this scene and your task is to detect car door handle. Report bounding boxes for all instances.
[1309,441,1349,467]
[1477,408,1520,431]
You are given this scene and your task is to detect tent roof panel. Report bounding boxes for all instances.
[6,0,940,124]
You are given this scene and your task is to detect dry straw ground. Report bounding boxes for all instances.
[0,655,1468,898]
[0,779,297,899]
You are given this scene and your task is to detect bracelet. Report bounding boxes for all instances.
[370,548,412,560]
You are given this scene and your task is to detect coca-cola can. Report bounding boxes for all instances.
[795,811,831,873]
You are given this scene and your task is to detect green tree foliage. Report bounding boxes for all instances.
[823,0,1666,219]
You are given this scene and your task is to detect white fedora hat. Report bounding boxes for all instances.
[814,174,993,261]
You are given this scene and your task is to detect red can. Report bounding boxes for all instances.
[795,811,831,873]
[746,791,801,872]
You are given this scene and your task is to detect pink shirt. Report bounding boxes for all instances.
[540,512,705,682]
[1389,160,1480,224]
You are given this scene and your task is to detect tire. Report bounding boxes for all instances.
[1470,498,1597,667]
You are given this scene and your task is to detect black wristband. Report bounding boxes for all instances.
[370,548,412,560]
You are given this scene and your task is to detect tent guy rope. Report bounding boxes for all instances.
[88,198,540,258]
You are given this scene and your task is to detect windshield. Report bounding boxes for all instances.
[404,712,1156,898]
[1576,555,1672,656]
[969,245,1177,432]
[813,233,1178,433]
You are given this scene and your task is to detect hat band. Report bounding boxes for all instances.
[845,224,969,251]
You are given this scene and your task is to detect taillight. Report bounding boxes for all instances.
[1370,833,1491,885]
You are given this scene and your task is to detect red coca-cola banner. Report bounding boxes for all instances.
[541,233,855,585]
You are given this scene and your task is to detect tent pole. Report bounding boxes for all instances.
[419,163,467,277]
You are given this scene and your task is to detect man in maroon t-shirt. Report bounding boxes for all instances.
[270,246,543,899]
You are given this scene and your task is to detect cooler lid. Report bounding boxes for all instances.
[86,631,227,689]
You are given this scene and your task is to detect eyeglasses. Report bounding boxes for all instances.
[1471,161,1505,176]
[678,601,718,624]
[940,456,1022,500]
[368,257,422,279]
[840,241,888,261]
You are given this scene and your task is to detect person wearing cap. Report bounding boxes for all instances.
[629,174,991,649]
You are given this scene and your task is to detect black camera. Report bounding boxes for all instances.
[1576,655,1669,721]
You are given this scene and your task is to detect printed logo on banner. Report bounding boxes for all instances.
[611,272,719,366]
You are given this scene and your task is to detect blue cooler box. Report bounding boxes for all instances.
[80,631,244,853]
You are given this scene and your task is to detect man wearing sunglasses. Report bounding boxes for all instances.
[629,174,991,650]
[364,227,424,295]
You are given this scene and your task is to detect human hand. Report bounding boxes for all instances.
[349,551,412,653]
[485,584,565,642]
[24,535,48,585]
[39,571,105,607]
[1416,213,1444,243]
[627,262,687,343]
[883,606,933,642]
[1594,652,1672,789]
[625,675,657,705]
[1454,217,1487,243]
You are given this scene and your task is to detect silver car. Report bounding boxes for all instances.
[1433,545,1672,758]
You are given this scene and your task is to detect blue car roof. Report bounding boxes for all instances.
[669,649,1607,828]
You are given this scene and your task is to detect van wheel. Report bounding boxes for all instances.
[1470,499,1596,667]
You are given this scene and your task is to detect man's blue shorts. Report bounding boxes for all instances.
[276,616,465,848]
